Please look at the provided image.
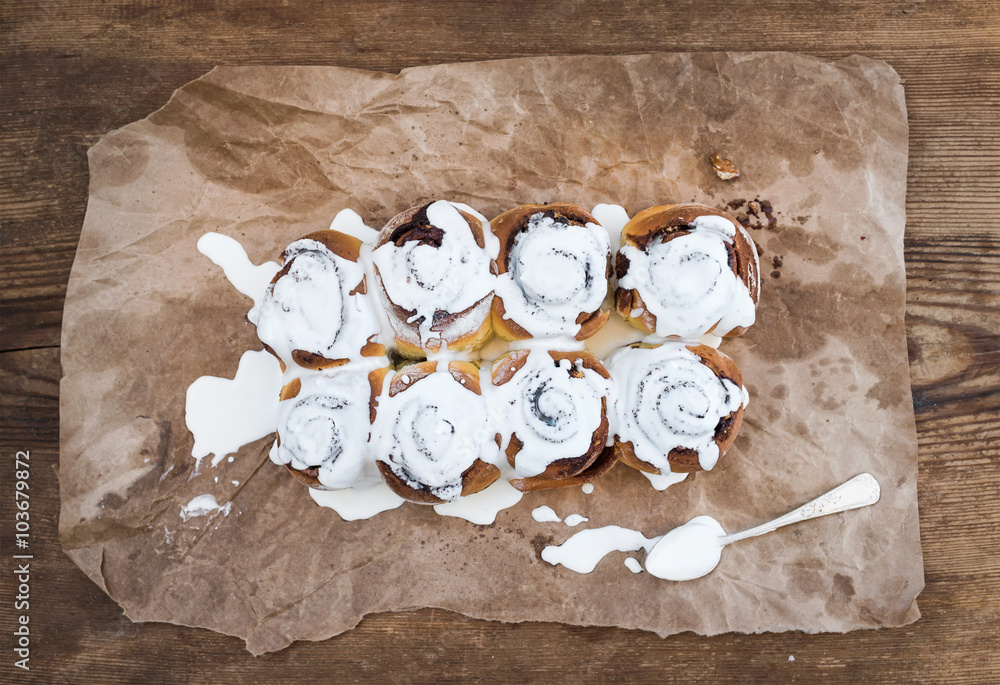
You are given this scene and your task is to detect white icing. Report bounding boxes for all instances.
[491,349,612,478]
[641,470,689,491]
[186,349,283,467]
[541,525,659,574]
[196,232,280,324]
[373,367,497,501]
[309,466,406,521]
[358,241,397,349]
[371,200,495,349]
[698,332,723,349]
[329,208,378,243]
[433,475,523,524]
[609,342,745,472]
[180,494,231,522]
[256,237,380,369]
[644,515,726,581]
[624,557,644,573]
[581,483,595,494]
[564,514,589,527]
[271,369,373,490]
[532,505,562,522]
[590,203,630,256]
[618,214,756,337]
[493,212,610,338]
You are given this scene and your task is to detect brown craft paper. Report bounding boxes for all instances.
[60,53,922,655]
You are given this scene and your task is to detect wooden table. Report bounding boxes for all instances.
[2,2,998,682]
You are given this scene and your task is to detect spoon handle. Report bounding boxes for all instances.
[720,473,881,546]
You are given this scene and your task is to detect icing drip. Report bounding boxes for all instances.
[641,470,689,491]
[196,232,280,324]
[373,368,496,501]
[272,370,373,490]
[309,462,406,521]
[609,342,744,472]
[256,237,379,368]
[590,203,630,255]
[330,208,378,243]
[371,201,495,349]
[186,349,283,468]
[492,349,611,478]
[433,472,524,524]
[494,212,610,337]
[541,525,659,574]
[619,214,755,337]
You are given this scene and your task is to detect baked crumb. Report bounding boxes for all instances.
[710,153,740,181]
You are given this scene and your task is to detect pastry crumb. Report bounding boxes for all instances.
[710,153,740,181]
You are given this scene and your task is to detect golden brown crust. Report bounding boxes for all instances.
[615,203,759,338]
[613,342,745,475]
[287,228,363,264]
[376,459,501,505]
[374,203,495,357]
[491,349,613,492]
[367,366,392,425]
[490,202,610,342]
[510,445,617,492]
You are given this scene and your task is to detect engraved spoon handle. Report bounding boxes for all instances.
[720,473,881,546]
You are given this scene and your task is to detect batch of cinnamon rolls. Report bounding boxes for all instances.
[258,199,760,504]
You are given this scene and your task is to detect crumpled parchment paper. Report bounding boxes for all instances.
[60,53,922,655]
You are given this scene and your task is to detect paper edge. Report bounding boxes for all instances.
[57,51,925,653]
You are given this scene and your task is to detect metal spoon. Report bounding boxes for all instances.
[644,473,882,581]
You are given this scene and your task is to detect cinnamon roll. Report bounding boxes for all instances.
[615,203,760,338]
[270,366,390,490]
[491,348,617,491]
[492,203,611,341]
[609,342,748,475]
[372,360,500,503]
[371,201,497,358]
[256,229,384,371]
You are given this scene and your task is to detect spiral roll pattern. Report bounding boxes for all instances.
[371,201,497,356]
[271,370,375,490]
[256,231,380,370]
[616,204,759,339]
[492,204,611,340]
[610,342,747,474]
[373,361,500,503]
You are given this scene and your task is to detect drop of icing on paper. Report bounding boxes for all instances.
[433,476,524,525]
[180,494,232,522]
[581,483,595,494]
[309,475,406,521]
[564,514,589,527]
[532,505,562,523]
[624,557,643,574]
[196,232,280,323]
[541,525,659,574]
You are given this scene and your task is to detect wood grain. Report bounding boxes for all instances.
[1,1,998,683]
